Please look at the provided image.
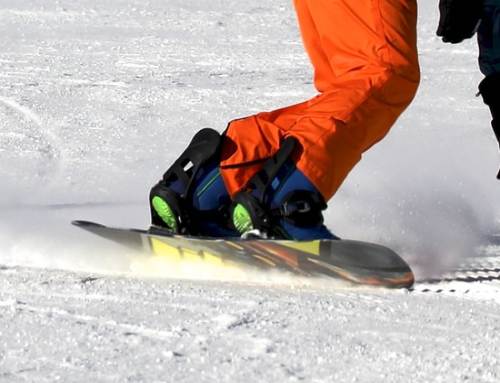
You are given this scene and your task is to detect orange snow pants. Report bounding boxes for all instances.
[220,0,420,200]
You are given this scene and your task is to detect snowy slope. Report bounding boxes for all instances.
[1,0,500,381]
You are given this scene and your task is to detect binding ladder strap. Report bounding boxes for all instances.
[245,136,298,202]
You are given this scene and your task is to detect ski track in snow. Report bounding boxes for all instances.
[0,96,43,127]
[0,0,499,382]
[0,95,62,192]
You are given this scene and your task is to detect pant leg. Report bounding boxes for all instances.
[478,0,500,76]
[220,0,420,200]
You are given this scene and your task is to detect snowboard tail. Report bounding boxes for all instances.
[72,220,414,288]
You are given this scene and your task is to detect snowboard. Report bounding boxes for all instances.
[72,220,414,288]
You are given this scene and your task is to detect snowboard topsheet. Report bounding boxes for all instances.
[72,220,414,288]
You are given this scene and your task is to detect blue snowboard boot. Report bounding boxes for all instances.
[150,130,336,240]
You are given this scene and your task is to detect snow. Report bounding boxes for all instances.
[0,0,499,381]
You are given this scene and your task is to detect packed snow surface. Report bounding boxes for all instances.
[0,0,499,381]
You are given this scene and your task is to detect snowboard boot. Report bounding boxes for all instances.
[149,128,238,237]
[479,73,500,179]
[230,137,338,240]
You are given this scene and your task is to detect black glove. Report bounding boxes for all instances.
[437,0,482,43]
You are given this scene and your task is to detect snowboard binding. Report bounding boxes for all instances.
[149,128,234,236]
[230,137,337,240]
